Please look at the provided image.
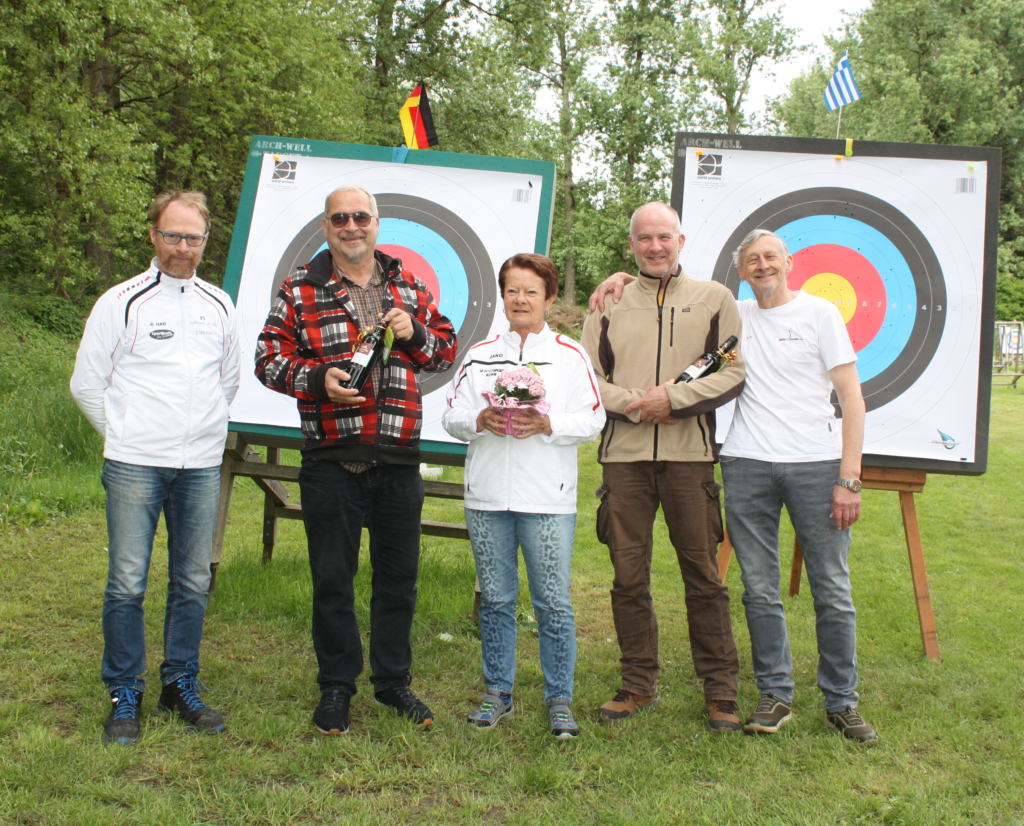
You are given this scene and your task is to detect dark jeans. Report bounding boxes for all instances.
[597,461,739,700]
[298,457,424,695]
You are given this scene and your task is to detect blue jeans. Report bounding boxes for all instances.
[721,456,858,712]
[465,509,577,706]
[101,460,220,692]
[298,458,424,695]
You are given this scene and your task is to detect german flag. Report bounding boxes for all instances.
[399,81,439,150]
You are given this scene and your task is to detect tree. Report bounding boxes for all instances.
[772,0,1024,315]
[681,0,798,134]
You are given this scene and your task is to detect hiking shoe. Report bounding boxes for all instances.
[313,688,351,735]
[827,706,878,745]
[598,689,659,720]
[156,663,225,734]
[743,692,793,734]
[549,703,580,739]
[103,686,142,745]
[706,699,742,732]
[375,686,433,728]
[467,690,514,729]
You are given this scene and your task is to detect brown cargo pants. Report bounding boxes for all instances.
[596,460,739,700]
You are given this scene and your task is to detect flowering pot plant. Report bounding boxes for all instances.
[481,364,551,435]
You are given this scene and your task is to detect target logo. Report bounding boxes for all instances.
[271,158,296,182]
[697,155,723,177]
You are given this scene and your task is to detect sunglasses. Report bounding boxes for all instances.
[328,212,374,228]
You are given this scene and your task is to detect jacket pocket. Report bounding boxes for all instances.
[703,480,725,546]
[595,483,611,545]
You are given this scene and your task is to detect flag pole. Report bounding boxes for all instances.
[836,104,843,140]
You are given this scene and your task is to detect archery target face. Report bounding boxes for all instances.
[678,147,988,464]
[230,154,546,441]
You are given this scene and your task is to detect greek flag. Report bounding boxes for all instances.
[824,51,862,112]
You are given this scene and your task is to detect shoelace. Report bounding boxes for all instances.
[550,708,575,727]
[477,697,502,717]
[111,686,140,720]
[320,689,348,711]
[833,708,865,726]
[173,666,210,711]
[610,689,635,703]
[754,694,780,713]
[711,699,738,715]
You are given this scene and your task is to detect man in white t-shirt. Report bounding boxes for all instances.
[719,228,876,744]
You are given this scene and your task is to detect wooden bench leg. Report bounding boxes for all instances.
[262,447,282,564]
[717,529,734,581]
[900,490,941,662]
[789,537,803,596]
[209,446,237,596]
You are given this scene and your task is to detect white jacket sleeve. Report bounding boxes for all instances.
[70,293,119,436]
[544,347,606,446]
[220,298,241,406]
[441,360,487,443]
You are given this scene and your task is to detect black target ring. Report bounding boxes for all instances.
[273,195,496,397]
[712,187,946,412]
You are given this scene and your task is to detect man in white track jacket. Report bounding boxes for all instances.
[71,190,239,746]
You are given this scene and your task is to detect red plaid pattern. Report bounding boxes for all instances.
[255,249,457,460]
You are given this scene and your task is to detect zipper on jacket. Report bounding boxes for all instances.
[653,280,667,460]
[178,283,194,468]
[670,307,675,347]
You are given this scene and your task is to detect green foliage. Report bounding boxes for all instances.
[772,0,1024,310]
[1,393,1023,822]
[0,0,364,302]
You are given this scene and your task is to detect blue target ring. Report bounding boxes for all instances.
[711,187,946,412]
[377,218,469,331]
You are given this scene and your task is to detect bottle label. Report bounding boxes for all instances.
[683,357,712,381]
[350,349,371,369]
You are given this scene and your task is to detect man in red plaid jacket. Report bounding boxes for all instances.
[255,184,457,736]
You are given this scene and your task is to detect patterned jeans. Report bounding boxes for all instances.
[465,509,577,706]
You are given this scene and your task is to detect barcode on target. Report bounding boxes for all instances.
[953,177,978,194]
[511,188,532,204]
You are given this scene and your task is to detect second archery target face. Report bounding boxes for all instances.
[227,148,551,441]
[673,136,997,471]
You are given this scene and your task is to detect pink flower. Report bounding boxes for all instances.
[493,366,545,402]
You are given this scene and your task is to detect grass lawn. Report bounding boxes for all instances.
[1,390,1023,825]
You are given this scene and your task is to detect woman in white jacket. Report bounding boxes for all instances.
[442,253,605,738]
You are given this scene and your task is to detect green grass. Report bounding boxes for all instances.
[2,391,1023,824]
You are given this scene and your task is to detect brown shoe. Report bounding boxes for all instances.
[706,699,742,732]
[599,689,659,720]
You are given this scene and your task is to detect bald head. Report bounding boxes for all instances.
[629,202,681,238]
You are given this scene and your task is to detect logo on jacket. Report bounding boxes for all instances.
[150,330,175,340]
[932,429,959,450]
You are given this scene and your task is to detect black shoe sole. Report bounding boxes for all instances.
[314,723,350,735]
[374,697,433,728]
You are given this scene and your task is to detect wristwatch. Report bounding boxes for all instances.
[836,478,862,493]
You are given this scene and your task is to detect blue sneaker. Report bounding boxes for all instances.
[103,686,142,745]
[467,690,514,729]
[157,663,225,734]
[548,703,579,739]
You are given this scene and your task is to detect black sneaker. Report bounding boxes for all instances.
[743,692,793,734]
[157,663,225,734]
[314,688,351,735]
[103,686,142,745]
[375,686,433,728]
[826,706,878,745]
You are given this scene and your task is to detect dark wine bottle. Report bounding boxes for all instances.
[676,335,738,383]
[341,323,390,394]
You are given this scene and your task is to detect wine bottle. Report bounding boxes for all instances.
[341,323,391,394]
[676,335,738,383]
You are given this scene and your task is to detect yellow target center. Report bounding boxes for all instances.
[801,273,856,323]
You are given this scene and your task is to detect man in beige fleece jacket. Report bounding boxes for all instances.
[581,201,746,732]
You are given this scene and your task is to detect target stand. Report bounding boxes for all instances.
[715,468,939,662]
[209,429,470,595]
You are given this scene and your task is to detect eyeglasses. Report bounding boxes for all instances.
[153,228,208,247]
[328,212,374,228]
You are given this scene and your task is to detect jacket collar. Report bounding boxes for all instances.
[635,264,684,294]
[151,259,196,291]
[501,323,554,352]
[301,248,403,288]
